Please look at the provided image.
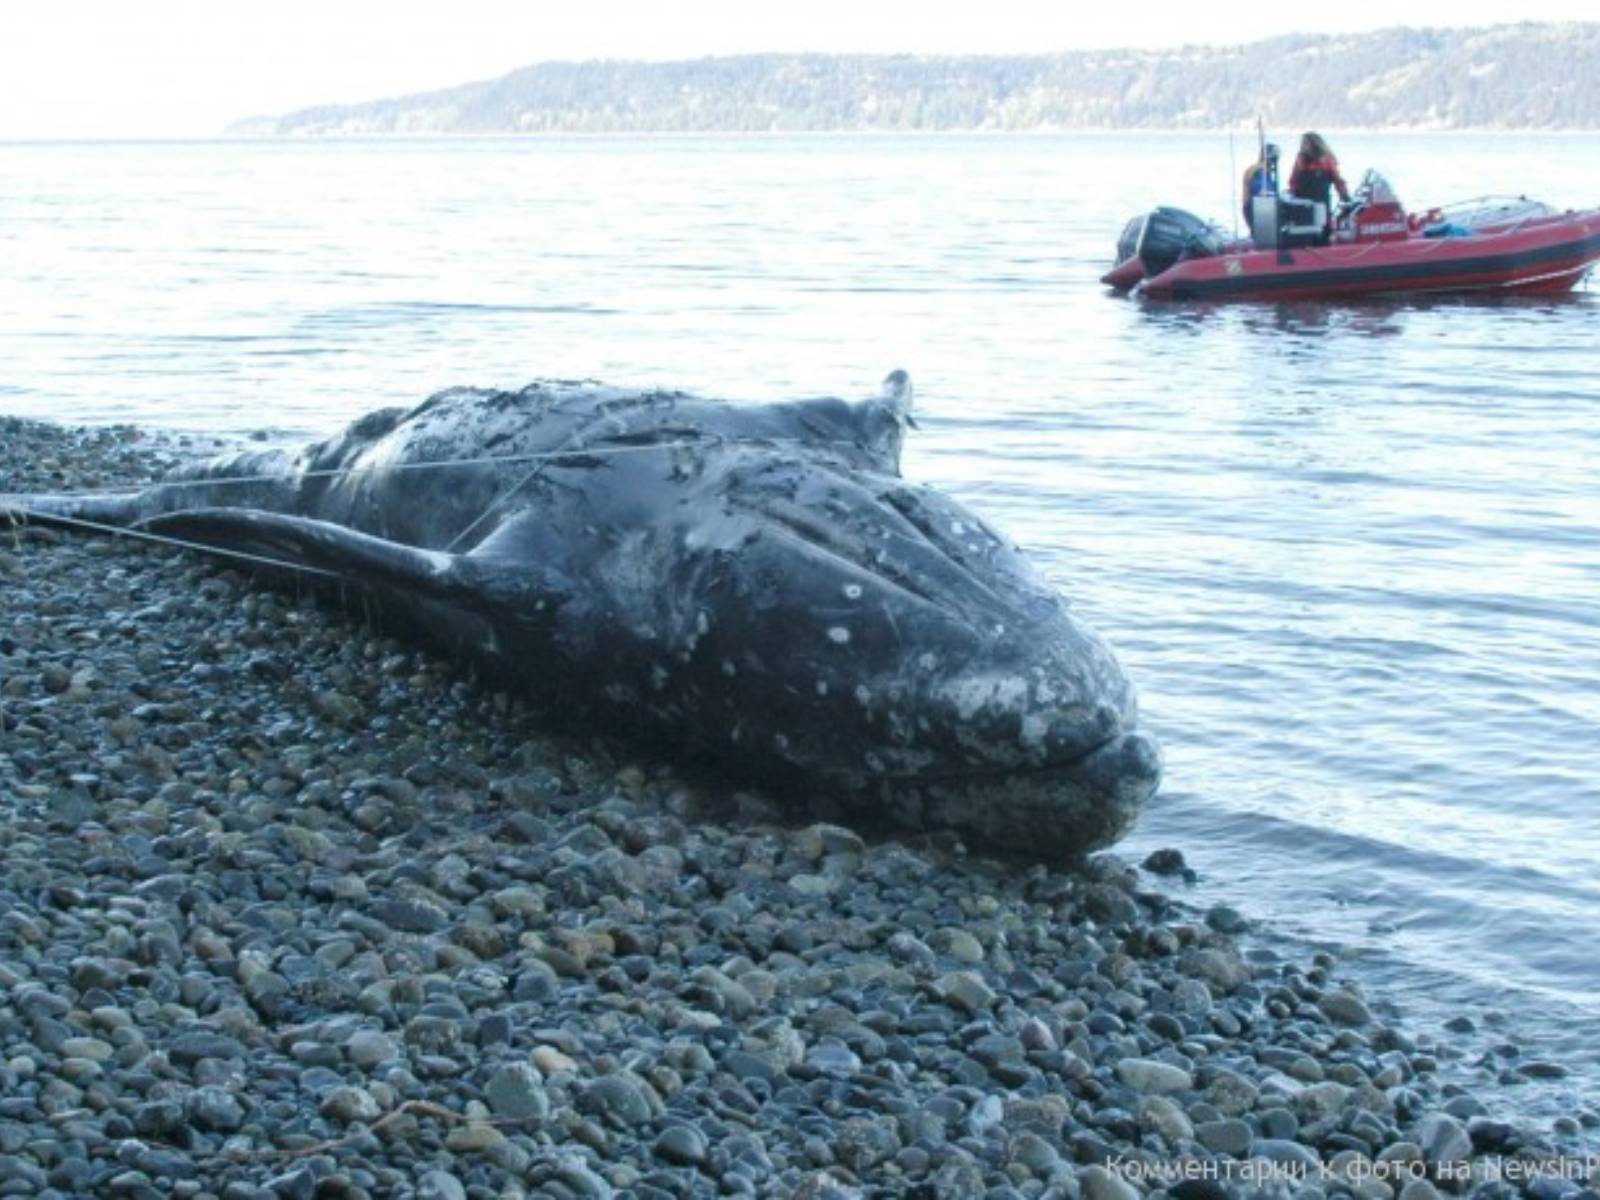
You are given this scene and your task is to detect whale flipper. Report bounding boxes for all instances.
[133,507,556,612]
[138,506,452,582]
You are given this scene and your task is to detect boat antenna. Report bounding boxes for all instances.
[1229,127,1239,240]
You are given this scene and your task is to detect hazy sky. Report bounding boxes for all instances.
[3,1,1595,138]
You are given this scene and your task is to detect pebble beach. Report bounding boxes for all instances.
[2,416,1595,1200]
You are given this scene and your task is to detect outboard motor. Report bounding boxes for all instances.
[1137,207,1226,278]
[1114,214,1148,270]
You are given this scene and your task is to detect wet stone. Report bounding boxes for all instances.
[1252,1138,1321,1172]
[415,1170,466,1200]
[484,1062,549,1120]
[935,971,996,1015]
[1008,1131,1061,1173]
[319,1086,381,1124]
[344,1029,398,1069]
[1142,847,1188,876]
[1416,1112,1472,1165]
[445,1122,505,1153]
[133,1100,186,1140]
[60,1036,115,1061]
[1080,1163,1141,1200]
[805,1042,861,1077]
[167,1033,247,1069]
[1260,1106,1299,1140]
[368,896,448,934]
[1116,1056,1193,1094]
[1205,904,1249,934]
[1320,989,1374,1026]
[581,1073,654,1126]
[1196,1117,1253,1157]
[654,1124,709,1166]
[185,1086,245,1133]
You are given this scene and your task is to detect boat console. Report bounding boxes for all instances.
[1334,171,1410,243]
[1250,194,1328,249]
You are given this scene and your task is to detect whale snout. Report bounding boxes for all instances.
[883,726,1162,862]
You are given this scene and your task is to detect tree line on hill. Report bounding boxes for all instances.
[229,24,1600,135]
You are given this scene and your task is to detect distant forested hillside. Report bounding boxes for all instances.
[230,23,1600,135]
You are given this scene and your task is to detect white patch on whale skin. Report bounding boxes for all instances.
[941,674,1029,722]
[827,626,851,645]
[842,583,862,600]
[815,680,829,696]
[854,684,870,706]
[651,666,669,691]
[721,659,737,677]
[683,609,711,654]
[1019,713,1049,749]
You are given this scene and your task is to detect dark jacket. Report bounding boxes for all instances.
[1289,154,1350,208]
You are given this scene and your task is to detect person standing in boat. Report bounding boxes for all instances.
[1288,132,1351,212]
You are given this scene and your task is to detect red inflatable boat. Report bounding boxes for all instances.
[1104,173,1600,302]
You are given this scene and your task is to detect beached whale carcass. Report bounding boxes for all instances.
[4,373,1161,859]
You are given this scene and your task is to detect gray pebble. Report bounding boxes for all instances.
[654,1123,709,1166]
[345,1029,399,1069]
[415,1170,467,1200]
[1252,1138,1322,1172]
[1195,1117,1253,1157]
[1319,989,1374,1026]
[581,1073,654,1126]
[484,1062,549,1120]
[369,896,449,934]
[1115,1056,1193,1094]
[319,1086,381,1123]
[185,1086,245,1133]
[1415,1112,1472,1165]
[935,970,997,1014]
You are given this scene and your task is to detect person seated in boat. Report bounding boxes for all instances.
[1240,154,1272,224]
[1288,132,1350,214]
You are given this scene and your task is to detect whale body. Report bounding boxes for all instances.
[5,374,1161,859]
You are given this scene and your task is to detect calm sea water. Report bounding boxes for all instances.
[4,134,1598,1115]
